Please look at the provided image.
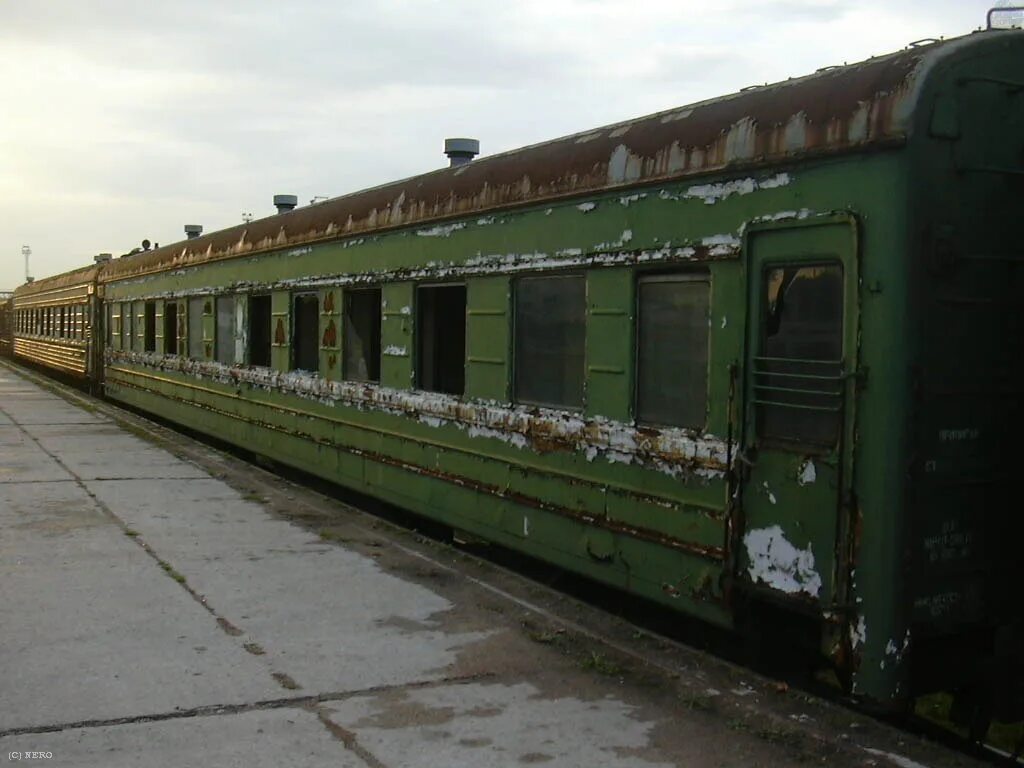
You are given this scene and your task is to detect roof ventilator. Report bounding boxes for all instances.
[184,225,203,239]
[274,194,298,214]
[444,138,480,167]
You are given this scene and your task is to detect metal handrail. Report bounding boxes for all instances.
[753,355,843,366]
[987,6,1024,29]
[754,383,842,398]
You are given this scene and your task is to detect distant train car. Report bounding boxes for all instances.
[0,294,13,357]
[10,265,102,384]
[11,29,1023,726]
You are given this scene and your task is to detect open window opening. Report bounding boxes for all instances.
[343,288,382,383]
[144,302,156,352]
[416,284,466,395]
[247,294,271,367]
[291,293,320,373]
[164,302,179,355]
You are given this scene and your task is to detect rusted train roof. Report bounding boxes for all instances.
[88,32,1004,283]
[14,264,100,299]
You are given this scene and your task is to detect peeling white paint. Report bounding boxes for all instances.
[576,202,597,213]
[383,345,407,357]
[744,525,822,597]
[107,350,729,482]
[683,172,792,205]
[720,316,728,329]
[762,481,777,505]
[759,173,791,189]
[476,216,496,226]
[850,615,867,649]
[749,208,814,225]
[798,459,817,486]
[523,516,530,536]
[618,193,646,207]
[399,305,412,316]
[416,222,466,237]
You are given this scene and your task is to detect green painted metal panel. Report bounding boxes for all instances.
[202,296,214,361]
[585,267,633,421]
[465,276,510,401]
[153,299,164,351]
[319,287,340,381]
[380,282,413,389]
[133,301,144,353]
[270,291,289,372]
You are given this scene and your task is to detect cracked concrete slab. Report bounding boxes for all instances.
[0,708,361,768]
[0,470,280,730]
[322,681,678,768]
[86,477,491,694]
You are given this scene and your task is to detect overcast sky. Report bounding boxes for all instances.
[0,1,1007,289]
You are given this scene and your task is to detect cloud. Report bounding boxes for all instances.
[0,0,999,288]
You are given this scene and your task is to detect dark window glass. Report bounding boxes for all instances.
[636,275,709,429]
[514,275,585,408]
[216,297,235,365]
[247,295,271,367]
[144,302,156,352]
[755,264,844,445]
[416,285,466,395]
[164,302,179,355]
[292,294,320,373]
[343,288,381,383]
[187,297,204,359]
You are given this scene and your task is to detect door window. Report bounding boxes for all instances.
[754,263,843,446]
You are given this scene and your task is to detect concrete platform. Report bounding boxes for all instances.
[0,363,983,767]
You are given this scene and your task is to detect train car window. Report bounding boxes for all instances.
[164,302,179,355]
[216,296,236,366]
[636,274,709,429]
[144,302,156,352]
[343,288,381,383]
[755,263,844,445]
[514,275,585,409]
[187,297,204,359]
[247,295,271,367]
[416,285,466,395]
[291,293,320,373]
[106,304,114,345]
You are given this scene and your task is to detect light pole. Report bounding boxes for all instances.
[21,245,32,283]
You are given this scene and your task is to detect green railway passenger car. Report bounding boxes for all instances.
[10,30,1024,725]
